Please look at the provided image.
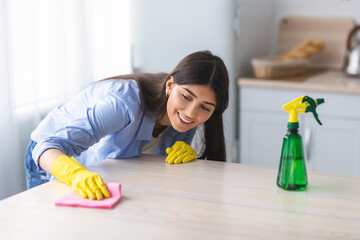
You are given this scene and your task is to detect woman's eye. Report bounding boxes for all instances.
[181,94,190,101]
[201,106,210,112]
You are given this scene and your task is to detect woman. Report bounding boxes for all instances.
[25,50,229,200]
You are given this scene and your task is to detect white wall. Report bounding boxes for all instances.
[274,0,360,20]
[130,0,234,73]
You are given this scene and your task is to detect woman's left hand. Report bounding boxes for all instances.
[165,141,197,164]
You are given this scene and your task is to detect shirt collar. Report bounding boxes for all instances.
[136,112,156,141]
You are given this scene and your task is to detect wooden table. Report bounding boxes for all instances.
[1,155,360,239]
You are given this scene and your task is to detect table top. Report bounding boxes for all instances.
[1,155,360,239]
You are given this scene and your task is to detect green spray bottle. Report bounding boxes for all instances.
[277,95,324,191]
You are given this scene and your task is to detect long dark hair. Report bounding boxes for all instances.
[103,50,229,161]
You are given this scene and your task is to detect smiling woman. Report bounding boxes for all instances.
[26,50,229,200]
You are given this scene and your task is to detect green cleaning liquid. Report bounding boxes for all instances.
[276,95,324,191]
[277,128,307,191]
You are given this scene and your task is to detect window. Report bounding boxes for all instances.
[8,0,131,116]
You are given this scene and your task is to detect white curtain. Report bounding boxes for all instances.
[0,0,131,200]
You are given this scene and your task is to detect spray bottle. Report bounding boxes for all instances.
[277,95,324,191]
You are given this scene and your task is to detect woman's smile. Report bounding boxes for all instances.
[178,112,194,124]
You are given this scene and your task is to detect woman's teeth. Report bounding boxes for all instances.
[179,113,193,124]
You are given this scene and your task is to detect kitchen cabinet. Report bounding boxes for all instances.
[238,71,360,176]
[304,116,360,175]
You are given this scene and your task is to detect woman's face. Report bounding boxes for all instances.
[163,76,216,133]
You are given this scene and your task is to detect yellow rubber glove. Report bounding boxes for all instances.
[51,155,110,200]
[165,141,197,164]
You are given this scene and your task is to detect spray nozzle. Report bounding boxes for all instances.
[283,95,325,129]
[302,96,324,125]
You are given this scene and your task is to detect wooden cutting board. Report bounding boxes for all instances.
[277,16,354,69]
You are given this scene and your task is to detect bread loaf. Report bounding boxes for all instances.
[277,40,325,61]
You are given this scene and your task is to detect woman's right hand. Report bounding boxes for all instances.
[51,155,110,200]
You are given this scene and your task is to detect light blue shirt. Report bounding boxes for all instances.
[31,79,196,178]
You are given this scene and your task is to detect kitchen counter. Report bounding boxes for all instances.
[238,70,360,94]
[1,155,360,239]
[238,70,360,175]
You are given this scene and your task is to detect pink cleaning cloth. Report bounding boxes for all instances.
[54,182,121,209]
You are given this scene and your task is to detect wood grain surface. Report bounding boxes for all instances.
[0,155,360,239]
